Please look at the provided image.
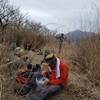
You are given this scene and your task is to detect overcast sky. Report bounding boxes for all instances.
[9,0,100,33]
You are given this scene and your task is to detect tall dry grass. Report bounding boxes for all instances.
[69,34,100,87]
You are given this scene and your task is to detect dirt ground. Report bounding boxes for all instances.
[30,51,44,65]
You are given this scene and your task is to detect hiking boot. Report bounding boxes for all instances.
[20,87,31,96]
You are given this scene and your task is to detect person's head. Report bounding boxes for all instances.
[14,47,24,57]
[44,54,56,68]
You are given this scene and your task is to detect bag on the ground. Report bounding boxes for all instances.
[16,64,41,84]
[16,66,30,84]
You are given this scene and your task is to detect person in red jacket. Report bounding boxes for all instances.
[20,54,69,100]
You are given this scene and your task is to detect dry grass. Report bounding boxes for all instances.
[0,35,100,100]
[69,34,100,88]
[0,2,100,99]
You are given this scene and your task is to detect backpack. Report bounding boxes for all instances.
[16,64,41,84]
[16,66,30,84]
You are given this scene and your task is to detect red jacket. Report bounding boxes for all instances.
[45,58,69,86]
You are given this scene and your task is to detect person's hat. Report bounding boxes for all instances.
[41,54,56,66]
[14,47,24,54]
[45,54,56,63]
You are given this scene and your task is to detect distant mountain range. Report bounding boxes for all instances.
[56,29,95,43]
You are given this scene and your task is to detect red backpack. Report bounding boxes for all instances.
[16,64,41,84]
[16,66,30,84]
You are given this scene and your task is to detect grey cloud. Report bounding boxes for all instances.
[9,0,100,32]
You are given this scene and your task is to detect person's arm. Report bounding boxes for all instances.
[23,56,32,66]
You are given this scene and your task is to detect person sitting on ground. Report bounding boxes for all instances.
[9,48,32,72]
[9,47,24,72]
[24,42,31,51]
[20,53,69,100]
[12,41,17,51]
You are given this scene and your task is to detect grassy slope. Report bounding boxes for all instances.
[0,42,100,100]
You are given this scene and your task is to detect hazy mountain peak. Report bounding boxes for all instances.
[74,29,82,32]
[56,29,95,43]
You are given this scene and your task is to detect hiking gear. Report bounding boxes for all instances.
[44,50,55,57]
[55,57,60,78]
[16,64,41,84]
[45,54,56,63]
[36,76,48,90]
[23,72,43,89]
[36,76,46,85]
[16,66,29,84]
[20,86,31,96]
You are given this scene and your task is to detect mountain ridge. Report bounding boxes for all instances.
[56,29,95,43]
